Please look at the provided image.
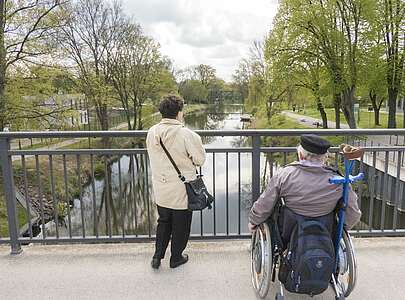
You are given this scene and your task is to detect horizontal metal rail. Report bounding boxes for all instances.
[1,128,405,139]
[9,146,405,156]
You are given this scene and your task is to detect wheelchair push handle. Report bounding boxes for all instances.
[339,144,365,160]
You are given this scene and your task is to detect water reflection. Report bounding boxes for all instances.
[46,154,154,237]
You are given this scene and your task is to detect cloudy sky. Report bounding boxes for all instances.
[121,0,279,81]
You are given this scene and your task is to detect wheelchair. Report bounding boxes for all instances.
[251,148,363,300]
[250,205,357,300]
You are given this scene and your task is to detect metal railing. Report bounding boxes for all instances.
[0,129,405,254]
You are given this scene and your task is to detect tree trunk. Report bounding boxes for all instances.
[137,104,143,130]
[316,96,328,129]
[318,105,328,129]
[0,0,6,131]
[369,90,381,126]
[0,75,5,131]
[132,100,138,131]
[387,87,398,128]
[100,106,109,131]
[374,108,380,126]
[403,102,405,128]
[341,87,357,129]
[334,93,341,129]
[126,112,132,130]
[96,103,109,148]
[266,98,273,124]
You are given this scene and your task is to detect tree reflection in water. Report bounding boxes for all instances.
[45,154,156,238]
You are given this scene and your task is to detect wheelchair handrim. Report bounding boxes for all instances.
[339,231,357,297]
[250,223,273,298]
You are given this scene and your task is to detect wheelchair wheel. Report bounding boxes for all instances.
[251,222,273,299]
[337,230,357,297]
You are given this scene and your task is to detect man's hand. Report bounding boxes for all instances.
[248,222,257,232]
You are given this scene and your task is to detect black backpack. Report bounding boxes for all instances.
[278,213,335,296]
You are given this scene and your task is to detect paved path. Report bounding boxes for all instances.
[1,239,405,300]
[282,111,350,129]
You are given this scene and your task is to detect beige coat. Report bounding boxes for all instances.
[146,118,206,210]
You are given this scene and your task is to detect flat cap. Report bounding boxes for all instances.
[300,134,331,154]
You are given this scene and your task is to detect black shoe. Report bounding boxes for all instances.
[170,254,189,269]
[151,258,161,269]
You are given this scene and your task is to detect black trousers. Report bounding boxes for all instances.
[153,205,193,262]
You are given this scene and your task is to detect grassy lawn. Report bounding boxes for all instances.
[0,193,27,238]
[295,108,404,129]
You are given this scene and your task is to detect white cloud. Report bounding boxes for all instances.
[121,0,278,81]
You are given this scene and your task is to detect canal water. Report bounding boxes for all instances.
[45,104,271,238]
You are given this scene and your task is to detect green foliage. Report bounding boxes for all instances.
[5,65,80,130]
[1,0,65,129]
[57,202,68,219]
[0,198,27,238]
[177,64,240,104]
[235,0,404,129]
[179,80,209,104]
[93,162,105,180]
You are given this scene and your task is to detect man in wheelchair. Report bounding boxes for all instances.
[249,135,362,299]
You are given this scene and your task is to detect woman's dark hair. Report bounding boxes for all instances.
[159,94,184,119]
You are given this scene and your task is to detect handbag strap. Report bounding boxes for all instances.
[160,138,186,182]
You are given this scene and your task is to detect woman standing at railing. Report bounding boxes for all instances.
[146,94,206,269]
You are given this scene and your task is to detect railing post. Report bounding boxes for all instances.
[0,138,22,254]
[252,135,261,202]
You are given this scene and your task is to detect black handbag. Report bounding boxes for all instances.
[160,138,214,211]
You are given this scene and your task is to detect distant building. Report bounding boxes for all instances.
[64,94,88,127]
[23,93,89,129]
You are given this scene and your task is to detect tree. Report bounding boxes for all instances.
[145,58,178,105]
[234,40,269,109]
[179,80,208,104]
[177,64,225,104]
[6,65,77,130]
[0,0,64,129]
[107,21,172,130]
[293,57,330,129]
[276,0,378,128]
[58,0,122,133]
[379,0,404,128]
[194,64,216,88]
[207,78,225,103]
[232,59,251,101]
[358,37,387,126]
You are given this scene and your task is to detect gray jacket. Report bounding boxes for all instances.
[249,160,362,229]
